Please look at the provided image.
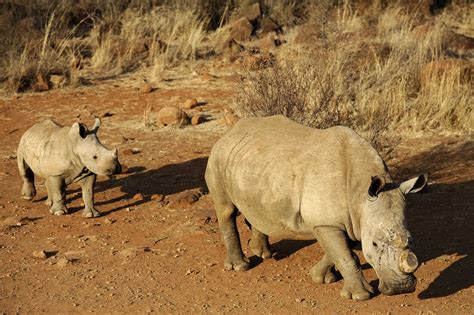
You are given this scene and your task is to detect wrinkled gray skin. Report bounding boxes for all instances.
[17,118,121,218]
[205,115,427,301]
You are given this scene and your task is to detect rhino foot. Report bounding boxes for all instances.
[21,184,36,201]
[82,208,101,218]
[224,257,250,271]
[311,266,338,284]
[50,205,68,216]
[340,277,373,301]
[45,198,52,206]
[249,237,272,259]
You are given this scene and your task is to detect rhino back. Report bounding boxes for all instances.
[207,115,388,239]
[18,119,78,177]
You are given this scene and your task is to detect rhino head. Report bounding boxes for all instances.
[69,118,122,176]
[360,174,427,295]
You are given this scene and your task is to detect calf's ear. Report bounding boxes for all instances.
[400,174,428,195]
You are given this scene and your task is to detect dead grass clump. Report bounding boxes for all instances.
[234,1,473,156]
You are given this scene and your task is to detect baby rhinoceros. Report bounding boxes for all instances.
[17,118,122,218]
[205,115,428,301]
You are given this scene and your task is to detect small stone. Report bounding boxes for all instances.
[33,250,47,259]
[151,194,165,202]
[49,75,66,88]
[133,193,144,201]
[131,148,141,154]
[295,298,305,303]
[182,98,198,109]
[140,83,153,93]
[121,164,129,173]
[185,269,192,275]
[32,73,49,92]
[191,115,204,126]
[155,106,189,127]
[122,149,134,155]
[57,258,70,267]
[104,218,115,224]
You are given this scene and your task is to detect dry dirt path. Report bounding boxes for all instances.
[0,74,473,314]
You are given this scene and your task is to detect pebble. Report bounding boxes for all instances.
[33,250,47,259]
[182,98,198,109]
[57,258,70,267]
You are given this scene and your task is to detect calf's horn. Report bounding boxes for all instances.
[399,250,419,274]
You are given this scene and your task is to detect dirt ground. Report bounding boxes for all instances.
[0,66,473,314]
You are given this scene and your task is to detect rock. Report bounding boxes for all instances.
[239,3,261,22]
[182,98,198,109]
[223,38,246,55]
[294,24,320,45]
[443,29,474,58]
[123,148,141,155]
[32,73,50,92]
[104,218,115,224]
[151,194,165,202]
[224,109,240,126]
[229,17,253,42]
[121,164,129,173]
[33,250,47,259]
[49,75,67,88]
[419,59,473,88]
[260,33,283,50]
[258,17,282,36]
[155,106,189,127]
[132,193,144,201]
[57,258,71,267]
[171,190,202,207]
[191,115,204,126]
[201,73,215,81]
[140,83,153,94]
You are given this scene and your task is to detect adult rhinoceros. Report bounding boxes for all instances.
[205,115,427,301]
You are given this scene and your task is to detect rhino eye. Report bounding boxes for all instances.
[372,241,379,248]
[93,155,97,160]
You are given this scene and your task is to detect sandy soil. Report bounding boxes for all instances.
[0,67,473,314]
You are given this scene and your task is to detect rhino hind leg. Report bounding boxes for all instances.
[248,226,272,259]
[214,199,250,271]
[18,158,36,200]
[46,177,68,215]
[310,254,339,284]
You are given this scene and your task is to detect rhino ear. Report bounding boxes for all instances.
[368,175,386,199]
[400,174,428,195]
[70,122,88,139]
[91,117,101,133]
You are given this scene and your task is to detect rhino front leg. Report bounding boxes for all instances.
[249,226,272,259]
[46,176,68,215]
[215,200,250,271]
[78,174,100,218]
[18,157,36,200]
[313,226,373,301]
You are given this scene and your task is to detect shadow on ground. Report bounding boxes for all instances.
[62,157,208,215]
[390,139,474,299]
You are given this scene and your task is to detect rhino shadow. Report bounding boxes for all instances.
[391,140,474,299]
[62,157,209,215]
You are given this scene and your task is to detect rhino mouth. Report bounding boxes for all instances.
[379,274,417,295]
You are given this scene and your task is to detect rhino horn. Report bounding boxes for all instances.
[399,250,418,274]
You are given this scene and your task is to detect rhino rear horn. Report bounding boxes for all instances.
[368,175,385,199]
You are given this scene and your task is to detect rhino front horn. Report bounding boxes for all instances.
[399,250,419,274]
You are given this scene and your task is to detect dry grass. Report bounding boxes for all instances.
[233,1,473,156]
